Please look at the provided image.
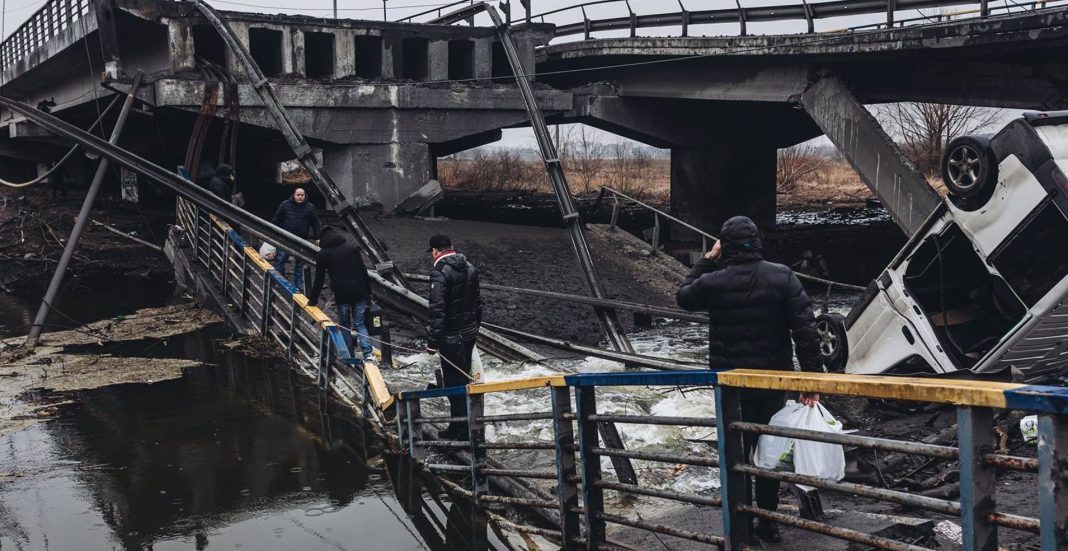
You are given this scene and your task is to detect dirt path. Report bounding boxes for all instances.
[0,303,220,438]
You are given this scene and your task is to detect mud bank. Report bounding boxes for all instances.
[0,303,221,437]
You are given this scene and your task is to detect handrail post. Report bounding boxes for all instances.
[980,0,990,16]
[396,398,409,451]
[575,386,605,550]
[220,236,231,297]
[650,214,660,255]
[958,406,997,551]
[286,300,297,357]
[552,386,581,549]
[1038,414,1068,550]
[191,205,201,257]
[407,399,424,459]
[260,271,272,335]
[317,328,334,390]
[239,254,249,313]
[609,196,620,232]
[468,393,488,508]
[716,385,751,550]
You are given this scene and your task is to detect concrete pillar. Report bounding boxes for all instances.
[670,140,777,238]
[429,40,449,81]
[383,36,402,79]
[226,23,250,79]
[335,29,356,78]
[165,18,195,73]
[323,143,432,211]
[291,29,306,78]
[280,26,296,75]
[474,38,493,80]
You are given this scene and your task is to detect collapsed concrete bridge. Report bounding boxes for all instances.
[2,0,1068,233]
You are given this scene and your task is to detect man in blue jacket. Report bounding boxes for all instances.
[271,187,320,291]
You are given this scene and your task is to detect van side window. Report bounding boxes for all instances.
[991,200,1068,307]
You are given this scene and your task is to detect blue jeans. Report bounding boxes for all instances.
[272,249,304,291]
[338,299,373,359]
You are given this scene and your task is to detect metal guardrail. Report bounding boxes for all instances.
[596,185,867,292]
[525,0,1065,39]
[174,196,395,415]
[0,0,92,71]
[394,368,1067,550]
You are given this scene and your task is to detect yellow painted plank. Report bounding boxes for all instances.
[717,369,1020,408]
[212,215,232,232]
[469,375,567,395]
[292,293,333,326]
[244,246,275,272]
[363,362,393,408]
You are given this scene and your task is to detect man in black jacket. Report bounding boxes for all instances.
[307,227,375,362]
[677,215,823,543]
[208,164,234,202]
[426,234,481,440]
[271,187,320,291]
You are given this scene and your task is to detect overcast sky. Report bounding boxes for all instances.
[0,0,1013,148]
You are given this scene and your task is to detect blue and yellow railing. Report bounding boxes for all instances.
[395,368,1068,550]
[174,196,396,414]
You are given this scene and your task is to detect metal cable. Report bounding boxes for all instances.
[0,93,122,188]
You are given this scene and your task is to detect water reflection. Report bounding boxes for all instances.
[0,350,505,551]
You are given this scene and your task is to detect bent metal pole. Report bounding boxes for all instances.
[25,70,146,348]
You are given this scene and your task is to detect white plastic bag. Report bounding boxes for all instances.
[470,347,485,384]
[753,401,846,490]
[754,401,807,470]
[793,403,845,490]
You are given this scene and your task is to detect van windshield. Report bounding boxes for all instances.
[903,224,1026,368]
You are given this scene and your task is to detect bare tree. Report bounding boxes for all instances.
[560,125,605,193]
[878,103,1003,174]
[777,143,830,193]
[604,142,654,198]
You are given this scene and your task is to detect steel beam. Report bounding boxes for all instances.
[25,70,144,348]
[958,406,998,551]
[1039,414,1068,550]
[487,6,633,355]
[798,74,941,236]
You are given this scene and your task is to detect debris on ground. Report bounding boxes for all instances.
[0,302,220,437]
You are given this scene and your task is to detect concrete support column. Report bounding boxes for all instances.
[291,29,306,78]
[670,140,777,237]
[165,18,195,73]
[226,24,251,80]
[429,40,449,81]
[323,143,432,211]
[474,38,493,80]
[335,30,356,78]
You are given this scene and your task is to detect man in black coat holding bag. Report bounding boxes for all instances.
[307,226,375,363]
[677,215,824,544]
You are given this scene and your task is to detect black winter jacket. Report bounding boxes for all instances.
[271,197,321,239]
[208,164,233,201]
[428,252,481,349]
[676,216,823,373]
[306,228,372,306]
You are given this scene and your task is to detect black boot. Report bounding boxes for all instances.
[754,519,782,543]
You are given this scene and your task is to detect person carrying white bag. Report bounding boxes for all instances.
[676,216,825,544]
[754,400,846,520]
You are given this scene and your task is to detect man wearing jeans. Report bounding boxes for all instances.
[306,227,374,362]
[271,187,320,291]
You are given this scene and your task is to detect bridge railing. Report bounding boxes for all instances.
[524,0,1065,39]
[1,0,92,71]
[394,367,1065,550]
[174,195,396,416]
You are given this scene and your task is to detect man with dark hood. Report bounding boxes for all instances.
[677,215,823,544]
[208,164,234,202]
[426,234,481,440]
[271,187,320,291]
[307,226,374,362]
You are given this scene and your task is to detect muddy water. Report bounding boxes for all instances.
[0,347,501,551]
[0,271,174,338]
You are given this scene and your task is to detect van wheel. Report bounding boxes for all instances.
[815,313,848,372]
[941,136,998,211]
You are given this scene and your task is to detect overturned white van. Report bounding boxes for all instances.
[816,112,1068,383]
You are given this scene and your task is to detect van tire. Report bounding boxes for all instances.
[941,135,998,211]
[815,313,848,372]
